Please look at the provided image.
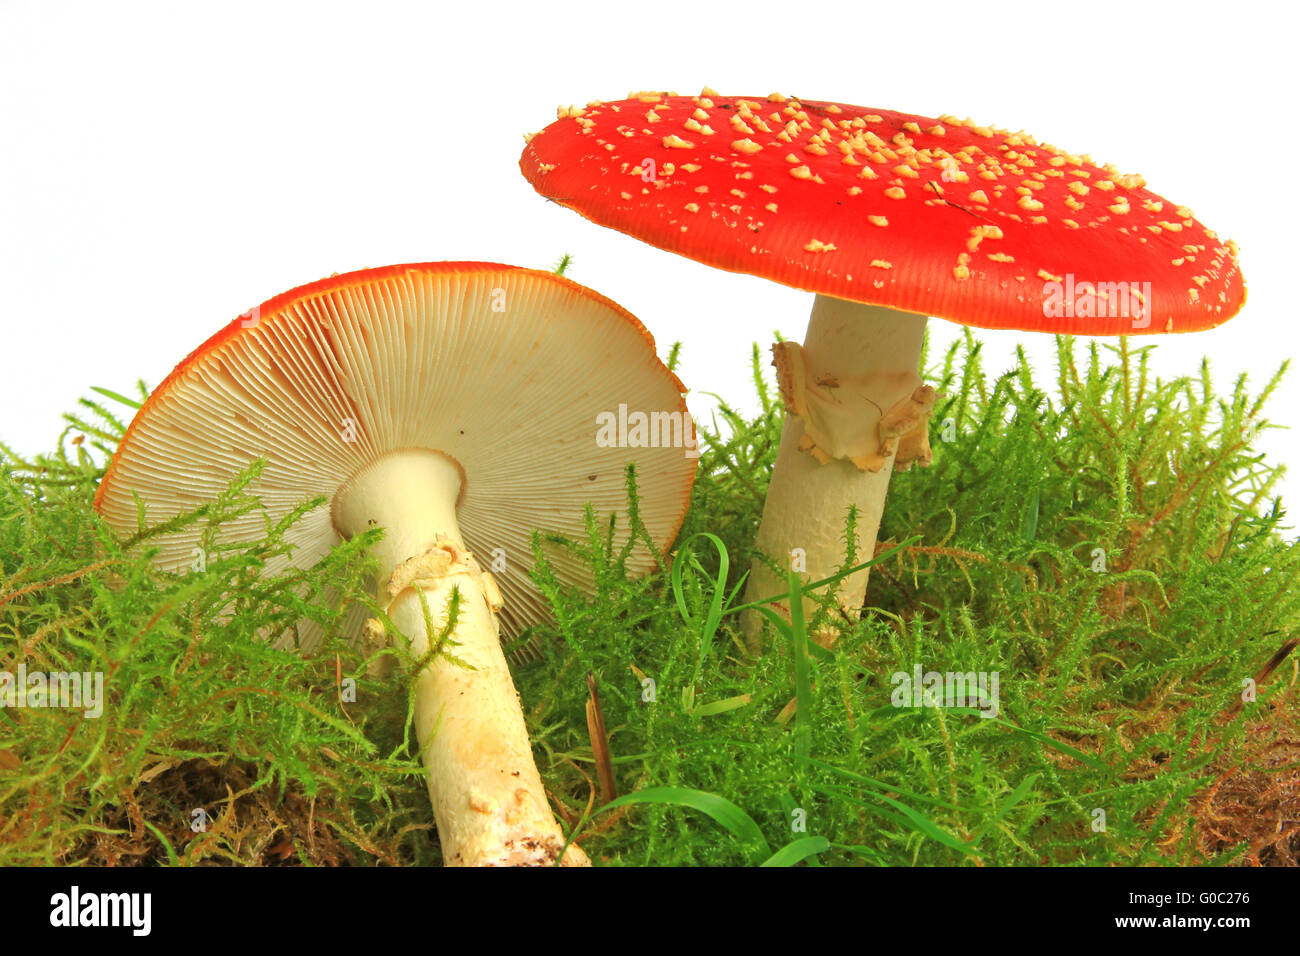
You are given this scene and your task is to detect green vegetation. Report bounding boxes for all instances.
[2,333,1297,866]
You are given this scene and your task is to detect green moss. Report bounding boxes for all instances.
[2,334,1297,866]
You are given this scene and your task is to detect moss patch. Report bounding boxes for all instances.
[1,334,1296,866]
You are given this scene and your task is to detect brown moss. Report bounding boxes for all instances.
[74,756,427,866]
[1188,689,1300,866]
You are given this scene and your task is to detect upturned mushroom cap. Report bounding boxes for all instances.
[94,262,697,653]
[522,91,1245,334]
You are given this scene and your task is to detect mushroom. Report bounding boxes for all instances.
[94,261,697,866]
[520,91,1246,641]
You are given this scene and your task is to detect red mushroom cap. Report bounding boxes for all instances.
[521,91,1245,335]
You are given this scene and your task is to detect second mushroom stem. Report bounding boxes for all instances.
[333,449,588,866]
[743,295,931,647]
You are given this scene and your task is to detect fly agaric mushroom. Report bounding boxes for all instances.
[94,262,697,866]
[520,90,1245,641]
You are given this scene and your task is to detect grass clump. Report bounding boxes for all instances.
[517,333,1300,866]
[1,333,1297,866]
[0,390,445,864]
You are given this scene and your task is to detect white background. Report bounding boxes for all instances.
[2,1,1295,506]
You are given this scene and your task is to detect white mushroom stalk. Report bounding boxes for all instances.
[743,296,932,643]
[522,91,1247,650]
[332,449,586,866]
[94,263,697,868]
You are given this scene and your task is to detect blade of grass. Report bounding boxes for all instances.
[670,532,730,685]
[970,773,1040,846]
[692,694,752,717]
[787,568,812,758]
[946,709,1109,771]
[724,534,923,616]
[600,786,771,863]
[89,386,143,410]
[761,835,830,867]
[875,794,979,856]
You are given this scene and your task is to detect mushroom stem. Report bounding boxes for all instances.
[333,450,588,866]
[743,296,929,647]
